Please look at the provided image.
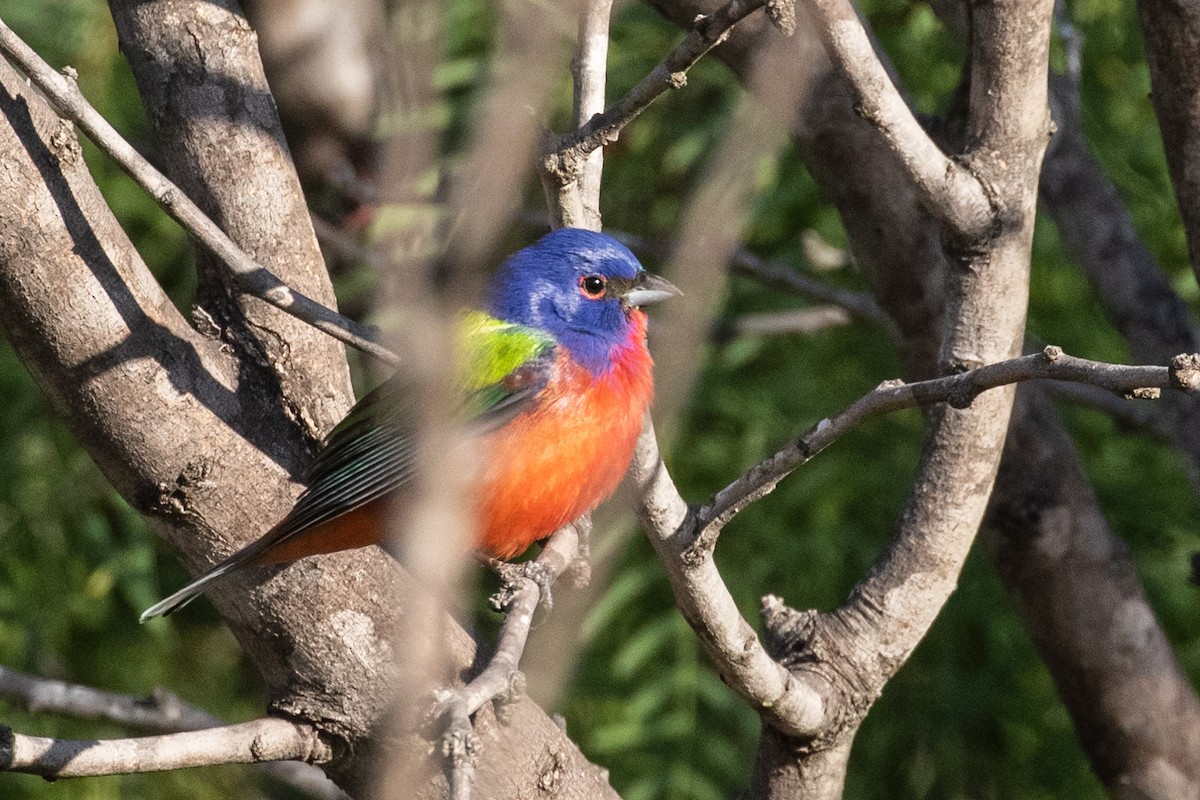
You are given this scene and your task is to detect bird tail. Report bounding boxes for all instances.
[139,534,278,623]
[138,561,237,623]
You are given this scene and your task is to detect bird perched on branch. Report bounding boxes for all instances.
[141,228,678,621]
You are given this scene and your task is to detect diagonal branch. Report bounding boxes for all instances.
[0,717,331,779]
[0,17,397,366]
[796,0,992,238]
[629,416,830,739]
[730,249,891,328]
[695,347,1189,549]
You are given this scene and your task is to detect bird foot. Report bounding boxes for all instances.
[486,558,556,612]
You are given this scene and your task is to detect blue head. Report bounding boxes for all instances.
[487,229,677,375]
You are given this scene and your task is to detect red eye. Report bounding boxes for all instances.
[579,274,607,299]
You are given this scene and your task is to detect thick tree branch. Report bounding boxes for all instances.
[1137,0,1200,281]
[988,390,1200,798]
[0,717,330,779]
[0,16,397,367]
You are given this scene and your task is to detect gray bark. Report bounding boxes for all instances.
[0,11,617,799]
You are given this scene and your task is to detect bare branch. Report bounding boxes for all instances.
[0,667,348,799]
[0,17,398,366]
[545,0,770,189]
[0,717,331,779]
[795,0,992,238]
[570,0,615,229]
[717,306,852,339]
[731,249,892,328]
[0,668,219,733]
[630,418,830,739]
[430,521,587,796]
[695,347,1184,548]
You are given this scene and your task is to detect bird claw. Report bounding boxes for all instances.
[486,558,556,612]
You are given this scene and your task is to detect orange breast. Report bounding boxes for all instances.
[475,316,654,559]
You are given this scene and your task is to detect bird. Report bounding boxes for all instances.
[140,228,678,621]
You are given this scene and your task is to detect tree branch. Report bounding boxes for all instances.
[0,666,348,799]
[630,418,831,739]
[1137,0,1200,284]
[0,717,331,779]
[568,0,615,229]
[430,521,588,799]
[730,248,891,328]
[0,668,219,733]
[0,17,397,366]
[695,347,1189,549]
[795,0,992,238]
[544,0,775,193]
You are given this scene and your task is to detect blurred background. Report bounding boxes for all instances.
[0,0,1195,798]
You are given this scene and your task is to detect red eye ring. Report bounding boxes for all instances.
[579,274,607,299]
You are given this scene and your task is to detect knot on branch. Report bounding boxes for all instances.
[49,119,81,167]
[946,379,976,410]
[489,559,556,612]
[1042,345,1063,362]
[494,671,527,725]
[440,725,480,771]
[761,594,818,663]
[1170,353,1200,393]
[540,144,584,188]
[766,0,797,36]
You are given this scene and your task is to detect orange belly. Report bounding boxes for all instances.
[476,337,653,559]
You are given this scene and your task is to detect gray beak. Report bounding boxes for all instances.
[623,272,682,307]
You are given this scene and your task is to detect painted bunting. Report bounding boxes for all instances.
[140,228,677,621]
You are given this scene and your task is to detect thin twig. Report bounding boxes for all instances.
[429,522,584,796]
[0,717,331,778]
[0,667,220,732]
[717,306,852,339]
[545,0,771,186]
[731,249,891,327]
[0,18,398,366]
[693,347,1196,551]
[797,0,993,238]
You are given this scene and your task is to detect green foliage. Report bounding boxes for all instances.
[1,1,1198,799]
